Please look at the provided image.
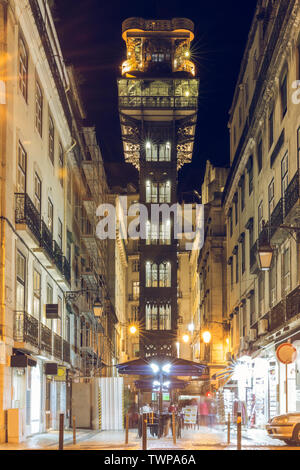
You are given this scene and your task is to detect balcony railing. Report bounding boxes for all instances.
[269,198,284,239]
[285,170,300,219]
[63,339,71,363]
[63,257,71,284]
[53,332,62,359]
[15,193,41,242]
[286,286,300,321]
[41,219,53,260]
[119,96,198,109]
[40,323,52,355]
[53,240,63,272]
[269,301,285,332]
[14,311,39,348]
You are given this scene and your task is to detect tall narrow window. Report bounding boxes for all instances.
[146,304,158,330]
[241,235,245,274]
[19,38,28,100]
[16,251,26,311]
[160,220,171,245]
[281,152,288,197]
[280,70,288,119]
[258,201,263,234]
[33,269,41,320]
[240,176,245,211]
[46,283,53,326]
[159,304,171,330]
[132,281,139,300]
[159,262,171,287]
[159,181,171,203]
[35,80,43,136]
[48,114,55,164]
[283,247,290,295]
[17,142,27,193]
[47,198,53,234]
[257,138,263,173]
[258,272,265,316]
[235,248,239,283]
[270,259,276,307]
[247,156,253,195]
[58,218,63,249]
[34,172,41,214]
[234,193,238,225]
[269,109,274,149]
[58,143,64,186]
[268,179,275,219]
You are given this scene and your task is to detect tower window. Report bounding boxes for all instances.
[146,303,171,330]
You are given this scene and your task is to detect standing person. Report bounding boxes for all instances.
[201,398,209,426]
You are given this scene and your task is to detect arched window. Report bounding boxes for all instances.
[159,142,171,161]
[159,181,171,203]
[146,303,158,330]
[19,38,28,100]
[159,304,171,330]
[145,262,158,287]
[159,262,171,287]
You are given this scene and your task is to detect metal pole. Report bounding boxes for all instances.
[227,413,230,444]
[142,413,147,450]
[286,363,288,413]
[237,412,242,451]
[172,412,176,445]
[125,413,129,444]
[58,413,64,450]
[73,416,76,445]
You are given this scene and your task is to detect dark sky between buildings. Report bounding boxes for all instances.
[54,0,257,194]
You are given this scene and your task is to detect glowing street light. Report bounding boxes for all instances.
[202,331,212,344]
[182,334,190,344]
[129,324,137,335]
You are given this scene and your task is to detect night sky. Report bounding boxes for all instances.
[54,0,257,194]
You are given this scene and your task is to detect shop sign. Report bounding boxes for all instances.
[276,343,297,364]
[55,366,67,382]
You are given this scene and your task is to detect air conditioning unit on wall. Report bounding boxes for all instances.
[258,319,269,337]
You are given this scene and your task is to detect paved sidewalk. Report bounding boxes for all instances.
[0,425,295,450]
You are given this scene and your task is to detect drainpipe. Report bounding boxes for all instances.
[0,0,7,444]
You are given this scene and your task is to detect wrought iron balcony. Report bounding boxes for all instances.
[286,286,300,321]
[53,240,63,273]
[285,170,300,221]
[270,198,284,240]
[250,240,258,272]
[119,95,198,109]
[62,257,71,284]
[53,332,62,359]
[269,301,285,332]
[128,293,139,301]
[63,339,71,363]
[41,219,53,260]
[14,311,39,348]
[40,323,52,355]
[15,193,41,243]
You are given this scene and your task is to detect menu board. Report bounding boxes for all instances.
[182,406,197,424]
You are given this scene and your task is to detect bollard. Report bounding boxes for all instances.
[172,412,176,445]
[73,416,76,445]
[58,413,64,450]
[227,413,231,444]
[237,412,242,450]
[125,414,129,445]
[142,413,147,450]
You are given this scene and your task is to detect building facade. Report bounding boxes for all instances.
[224,0,300,426]
[194,162,229,389]
[0,0,114,443]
